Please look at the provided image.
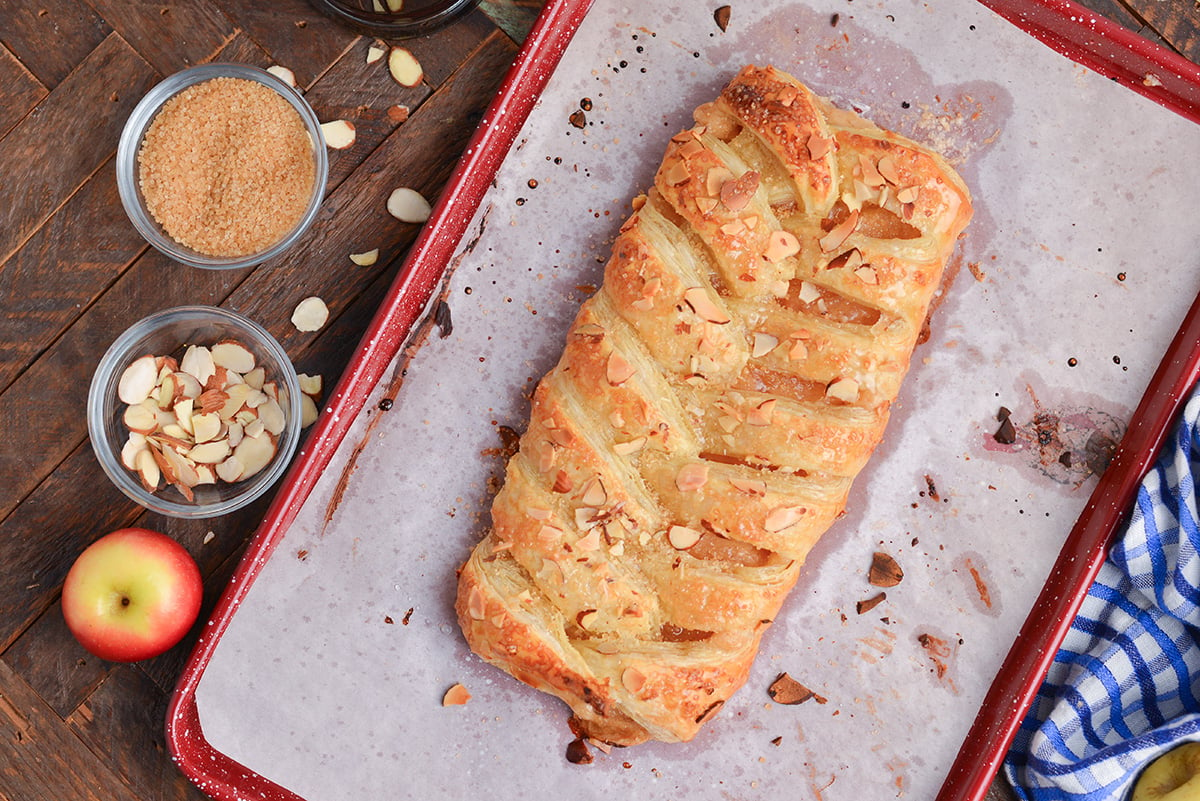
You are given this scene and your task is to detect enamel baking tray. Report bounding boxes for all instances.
[166,2,1200,800]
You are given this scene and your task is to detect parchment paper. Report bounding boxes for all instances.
[194,1,1200,799]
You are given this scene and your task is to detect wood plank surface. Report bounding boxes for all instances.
[0,1,1194,800]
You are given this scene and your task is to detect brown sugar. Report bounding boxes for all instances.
[137,76,317,258]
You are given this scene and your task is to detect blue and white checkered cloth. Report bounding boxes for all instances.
[1005,386,1200,800]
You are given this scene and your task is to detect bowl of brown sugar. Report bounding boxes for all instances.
[116,63,328,270]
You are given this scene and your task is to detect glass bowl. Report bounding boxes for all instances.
[307,0,478,38]
[115,63,328,270]
[88,306,303,519]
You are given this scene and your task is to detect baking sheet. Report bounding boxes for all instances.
[186,1,1200,799]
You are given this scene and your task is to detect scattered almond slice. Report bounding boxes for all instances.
[388,47,423,87]
[349,248,379,266]
[266,65,296,87]
[366,45,386,64]
[297,373,323,398]
[386,187,432,223]
[442,683,471,707]
[291,296,330,332]
[320,119,356,150]
[300,394,319,428]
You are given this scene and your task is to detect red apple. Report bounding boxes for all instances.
[62,527,203,662]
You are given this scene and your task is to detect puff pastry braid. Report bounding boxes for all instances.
[456,65,972,746]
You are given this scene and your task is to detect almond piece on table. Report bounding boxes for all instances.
[118,355,158,405]
[300,394,319,428]
[767,672,815,705]
[349,248,379,266]
[297,373,323,397]
[266,65,296,87]
[442,683,471,707]
[292,297,330,332]
[868,551,904,587]
[320,119,356,150]
[386,187,432,223]
[388,47,423,87]
[366,45,386,65]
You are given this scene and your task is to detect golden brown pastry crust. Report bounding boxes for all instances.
[455,65,973,746]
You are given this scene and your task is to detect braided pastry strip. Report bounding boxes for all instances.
[456,65,973,746]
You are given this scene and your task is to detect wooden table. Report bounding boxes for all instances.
[0,1,1194,799]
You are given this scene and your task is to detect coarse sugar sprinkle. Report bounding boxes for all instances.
[137,76,317,258]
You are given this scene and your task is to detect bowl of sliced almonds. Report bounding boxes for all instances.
[87,306,303,518]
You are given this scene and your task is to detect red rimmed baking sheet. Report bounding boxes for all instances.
[166,2,1200,800]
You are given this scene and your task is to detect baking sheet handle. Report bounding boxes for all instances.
[937,284,1200,801]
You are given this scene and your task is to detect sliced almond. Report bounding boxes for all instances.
[118,355,159,405]
[869,551,904,587]
[120,433,148,470]
[215,456,244,484]
[806,133,833,160]
[386,187,432,223]
[242,367,266,390]
[580,477,608,507]
[668,525,702,550]
[764,230,801,263]
[877,154,901,185]
[123,403,159,435]
[300,394,319,428]
[797,281,822,305]
[259,398,287,436]
[233,433,276,479]
[442,683,471,707]
[826,377,860,404]
[746,399,777,426]
[675,463,709,492]
[719,170,760,212]
[388,47,423,87]
[180,345,216,387]
[613,437,647,456]
[291,296,330,332]
[266,65,296,87]
[621,667,647,693]
[210,340,257,374]
[752,332,778,358]
[174,370,203,399]
[683,287,730,324]
[366,44,386,64]
[349,248,379,266]
[226,420,244,448]
[819,210,860,253]
[136,448,161,491]
[764,505,805,532]
[297,373,322,398]
[606,351,636,385]
[320,119,357,150]
[729,477,767,496]
[156,373,176,410]
[575,528,602,552]
[188,439,232,465]
[191,412,222,444]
